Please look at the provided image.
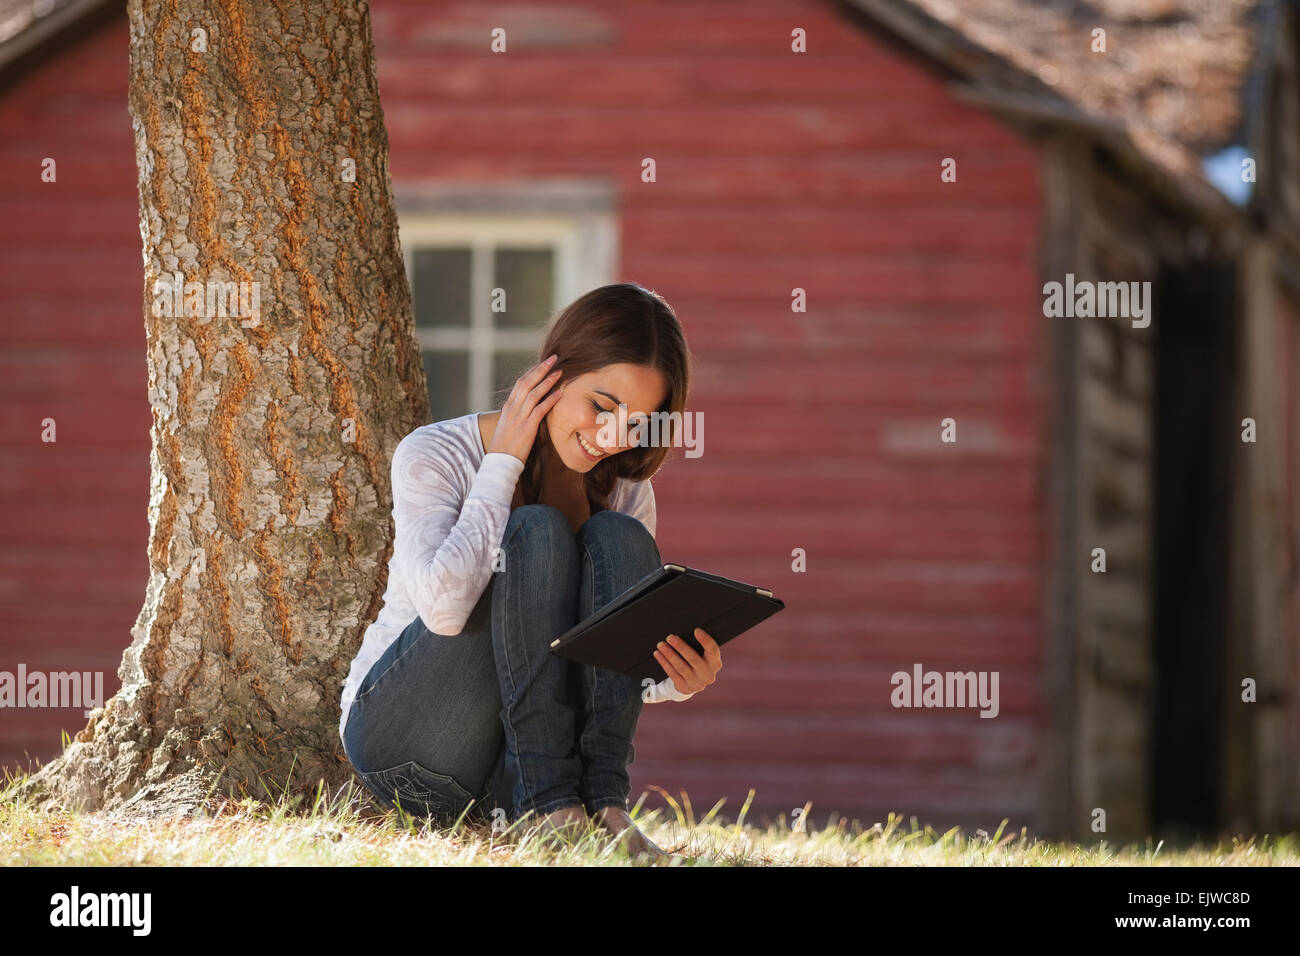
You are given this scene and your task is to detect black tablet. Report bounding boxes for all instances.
[548,563,785,681]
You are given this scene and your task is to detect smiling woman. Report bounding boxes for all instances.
[479,361,673,533]
[338,282,722,861]
[507,283,692,521]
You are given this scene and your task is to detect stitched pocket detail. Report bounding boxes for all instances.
[359,759,475,823]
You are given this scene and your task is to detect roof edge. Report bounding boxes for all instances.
[0,0,121,94]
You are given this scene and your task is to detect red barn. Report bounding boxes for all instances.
[1,0,1297,840]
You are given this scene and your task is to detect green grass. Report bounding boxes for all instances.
[2,770,1296,866]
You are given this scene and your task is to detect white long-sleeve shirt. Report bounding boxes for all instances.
[338,411,693,741]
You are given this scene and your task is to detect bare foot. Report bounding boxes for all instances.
[592,806,672,862]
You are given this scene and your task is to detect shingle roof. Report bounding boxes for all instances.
[912,0,1261,151]
[853,0,1273,198]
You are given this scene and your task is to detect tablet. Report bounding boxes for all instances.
[548,564,785,680]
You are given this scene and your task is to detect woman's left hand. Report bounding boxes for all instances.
[654,627,722,695]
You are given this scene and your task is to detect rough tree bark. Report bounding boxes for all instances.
[16,0,425,816]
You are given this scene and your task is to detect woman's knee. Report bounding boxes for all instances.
[498,505,579,590]
[502,504,574,552]
[580,508,652,541]
[578,509,658,561]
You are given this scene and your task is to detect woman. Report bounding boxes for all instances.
[339,282,722,859]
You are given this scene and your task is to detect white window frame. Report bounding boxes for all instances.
[396,182,617,414]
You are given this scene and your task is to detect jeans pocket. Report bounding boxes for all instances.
[359,759,475,824]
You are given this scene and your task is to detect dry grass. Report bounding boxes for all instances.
[2,769,1296,866]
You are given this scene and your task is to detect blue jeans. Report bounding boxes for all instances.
[342,504,661,825]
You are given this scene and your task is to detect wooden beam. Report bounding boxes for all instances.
[1037,133,1086,840]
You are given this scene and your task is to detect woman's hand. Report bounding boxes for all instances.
[486,353,564,464]
[654,627,722,695]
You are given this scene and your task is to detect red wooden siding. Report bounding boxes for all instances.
[0,1,1048,831]
[0,20,144,769]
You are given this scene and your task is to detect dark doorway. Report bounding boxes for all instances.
[1149,260,1239,841]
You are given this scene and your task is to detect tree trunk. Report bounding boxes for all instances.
[17,0,424,816]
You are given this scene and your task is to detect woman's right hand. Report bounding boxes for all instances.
[486,353,564,464]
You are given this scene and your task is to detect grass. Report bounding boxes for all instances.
[2,770,1296,866]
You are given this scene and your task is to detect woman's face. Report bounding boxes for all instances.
[544,362,668,473]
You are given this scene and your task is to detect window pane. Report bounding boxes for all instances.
[492,351,540,408]
[493,247,554,329]
[413,247,471,328]
[423,350,468,422]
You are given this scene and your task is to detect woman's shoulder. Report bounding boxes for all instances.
[394,414,485,474]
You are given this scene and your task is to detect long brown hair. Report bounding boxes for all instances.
[492,282,692,515]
